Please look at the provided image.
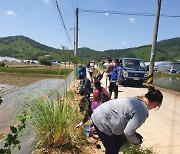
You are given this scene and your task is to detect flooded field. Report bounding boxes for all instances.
[154,76,180,92]
[0,72,75,154]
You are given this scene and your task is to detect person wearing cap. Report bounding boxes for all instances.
[91,86,163,154]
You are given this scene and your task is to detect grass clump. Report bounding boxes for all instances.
[27,94,85,153]
[122,144,157,154]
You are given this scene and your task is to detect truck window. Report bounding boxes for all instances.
[124,59,145,68]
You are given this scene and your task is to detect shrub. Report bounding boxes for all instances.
[0,111,30,154]
[27,94,84,153]
[0,62,5,67]
[39,57,52,66]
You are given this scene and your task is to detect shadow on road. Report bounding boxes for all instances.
[119,84,148,88]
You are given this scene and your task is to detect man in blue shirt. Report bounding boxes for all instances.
[109,59,121,99]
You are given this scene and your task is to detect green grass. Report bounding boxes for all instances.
[26,92,85,153]
[122,144,157,154]
[0,67,73,76]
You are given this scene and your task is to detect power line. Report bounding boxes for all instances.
[79,9,180,18]
[58,0,71,26]
[52,0,73,48]
[71,0,75,10]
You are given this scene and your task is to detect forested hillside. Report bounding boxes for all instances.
[0,36,179,62]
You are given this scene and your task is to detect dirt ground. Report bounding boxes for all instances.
[0,73,46,87]
[68,79,106,154]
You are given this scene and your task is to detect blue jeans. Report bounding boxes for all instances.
[94,125,126,154]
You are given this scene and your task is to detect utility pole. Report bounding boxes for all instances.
[147,0,162,84]
[74,7,79,57]
[74,7,79,81]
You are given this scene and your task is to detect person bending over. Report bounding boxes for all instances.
[91,86,163,154]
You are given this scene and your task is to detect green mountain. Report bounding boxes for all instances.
[0,35,60,60]
[0,36,179,62]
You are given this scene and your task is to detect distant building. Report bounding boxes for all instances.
[145,61,180,72]
[23,60,39,64]
[0,56,21,63]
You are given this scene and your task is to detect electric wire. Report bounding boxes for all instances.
[79,9,180,18]
[52,0,73,48]
[58,0,72,30]
[71,0,75,11]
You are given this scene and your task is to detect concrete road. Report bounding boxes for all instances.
[101,76,180,154]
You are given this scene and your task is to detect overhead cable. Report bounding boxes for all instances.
[79,9,180,18]
[52,0,73,48]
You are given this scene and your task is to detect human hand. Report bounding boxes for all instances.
[116,82,119,86]
[76,122,83,128]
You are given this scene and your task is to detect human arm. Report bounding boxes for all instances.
[124,112,147,145]
[106,63,114,73]
[116,66,121,82]
[93,90,98,101]
[76,111,90,128]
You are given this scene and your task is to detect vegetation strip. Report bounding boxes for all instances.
[0,67,73,76]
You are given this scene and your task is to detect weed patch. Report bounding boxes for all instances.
[27,94,85,153]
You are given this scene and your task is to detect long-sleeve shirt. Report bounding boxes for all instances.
[93,87,109,102]
[91,97,149,144]
[110,65,121,82]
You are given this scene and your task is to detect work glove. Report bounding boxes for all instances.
[76,122,83,128]
[135,132,143,145]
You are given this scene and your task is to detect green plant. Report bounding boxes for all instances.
[27,94,84,153]
[66,90,75,101]
[0,67,73,76]
[0,62,6,67]
[38,57,52,66]
[0,111,30,154]
[122,144,157,154]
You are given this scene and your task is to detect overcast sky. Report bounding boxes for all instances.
[0,0,180,51]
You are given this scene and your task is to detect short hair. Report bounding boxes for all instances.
[97,93,110,103]
[94,80,101,90]
[108,58,112,62]
[114,59,120,64]
[145,86,163,109]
